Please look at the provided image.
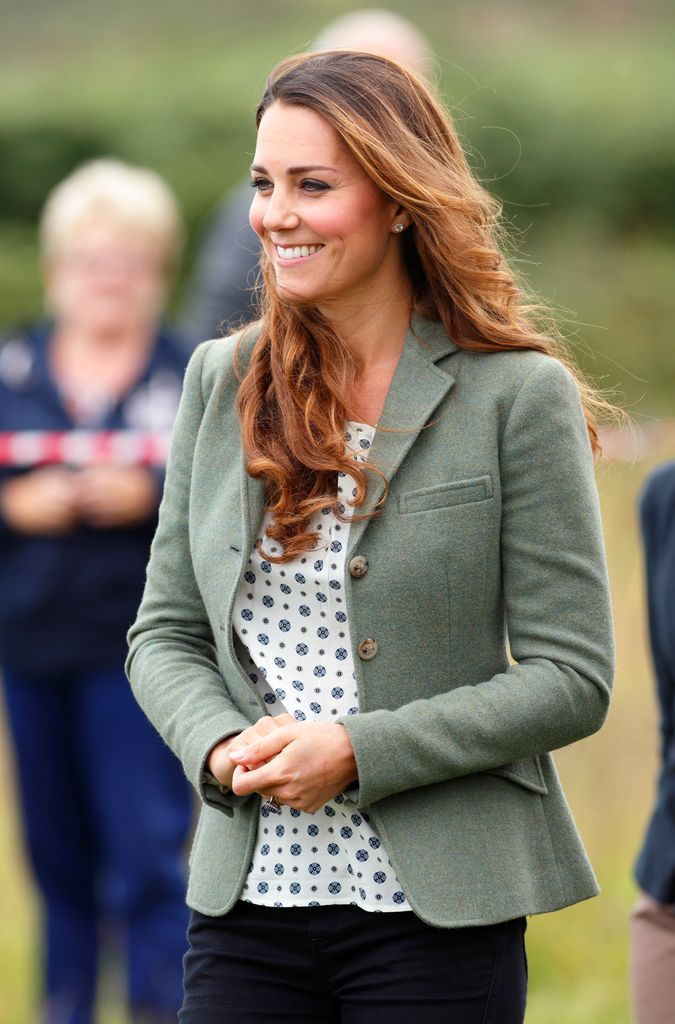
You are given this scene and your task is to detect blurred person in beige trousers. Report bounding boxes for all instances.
[630,462,675,1024]
[0,160,191,1024]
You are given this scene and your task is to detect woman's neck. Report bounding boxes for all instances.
[49,323,155,415]
[319,290,413,376]
[318,294,413,426]
[52,321,154,356]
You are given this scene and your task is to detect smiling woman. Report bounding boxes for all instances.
[126,50,615,1024]
[249,103,410,314]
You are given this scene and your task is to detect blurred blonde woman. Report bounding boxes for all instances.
[0,160,191,1024]
[128,52,614,1023]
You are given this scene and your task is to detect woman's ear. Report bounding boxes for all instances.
[390,206,411,233]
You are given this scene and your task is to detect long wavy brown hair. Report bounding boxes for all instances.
[237,50,608,562]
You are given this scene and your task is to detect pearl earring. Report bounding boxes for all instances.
[393,223,405,233]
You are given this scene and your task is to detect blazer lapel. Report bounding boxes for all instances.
[346,315,457,556]
[240,315,457,557]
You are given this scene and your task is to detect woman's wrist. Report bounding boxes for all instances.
[205,734,243,790]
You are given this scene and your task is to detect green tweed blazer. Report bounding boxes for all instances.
[126,314,614,927]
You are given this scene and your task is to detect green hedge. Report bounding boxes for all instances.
[2,36,673,228]
[1,12,674,413]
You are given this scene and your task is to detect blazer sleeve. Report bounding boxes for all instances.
[338,357,615,808]
[126,340,254,814]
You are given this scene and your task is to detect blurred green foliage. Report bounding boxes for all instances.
[0,2,674,415]
[1,29,673,235]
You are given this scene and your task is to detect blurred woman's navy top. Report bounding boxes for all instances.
[0,325,188,678]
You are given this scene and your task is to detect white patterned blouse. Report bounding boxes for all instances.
[231,422,408,911]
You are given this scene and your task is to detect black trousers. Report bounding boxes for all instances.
[180,901,528,1023]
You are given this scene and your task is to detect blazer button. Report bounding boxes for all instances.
[349,555,369,578]
[357,637,378,660]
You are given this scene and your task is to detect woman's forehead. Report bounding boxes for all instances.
[254,103,347,168]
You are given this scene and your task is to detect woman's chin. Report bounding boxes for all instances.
[274,280,322,307]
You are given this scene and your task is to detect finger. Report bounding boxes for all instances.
[230,759,287,797]
[209,740,241,773]
[228,721,278,764]
[227,716,299,770]
[229,726,296,765]
[74,490,104,515]
[80,510,115,528]
[227,748,279,774]
[250,716,284,736]
[231,763,266,796]
[235,716,287,751]
[274,712,296,727]
[250,713,295,737]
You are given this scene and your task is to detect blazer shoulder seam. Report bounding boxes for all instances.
[502,354,572,430]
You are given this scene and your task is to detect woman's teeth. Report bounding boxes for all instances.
[276,244,323,260]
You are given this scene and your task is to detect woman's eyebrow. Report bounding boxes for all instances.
[250,164,337,175]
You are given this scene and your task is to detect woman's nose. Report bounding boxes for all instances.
[262,190,301,233]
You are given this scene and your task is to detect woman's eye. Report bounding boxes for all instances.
[250,178,272,192]
[301,179,330,193]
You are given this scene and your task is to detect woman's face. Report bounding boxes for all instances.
[46,218,168,339]
[249,102,409,313]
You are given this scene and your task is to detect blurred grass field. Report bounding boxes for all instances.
[0,446,669,1022]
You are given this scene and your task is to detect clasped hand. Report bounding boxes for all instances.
[0,465,158,534]
[207,714,358,814]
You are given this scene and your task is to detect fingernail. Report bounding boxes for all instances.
[229,749,246,759]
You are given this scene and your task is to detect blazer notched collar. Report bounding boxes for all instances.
[239,314,459,559]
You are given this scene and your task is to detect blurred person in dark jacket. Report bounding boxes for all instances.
[631,461,675,1024]
[179,8,432,346]
[0,159,192,1024]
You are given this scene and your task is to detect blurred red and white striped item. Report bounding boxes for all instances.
[0,431,171,466]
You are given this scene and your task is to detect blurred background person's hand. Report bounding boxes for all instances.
[73,466,159,527]
[0,466,78,534]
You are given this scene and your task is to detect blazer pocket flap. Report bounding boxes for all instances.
[484,756,548,795]
[399,475,493,514]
